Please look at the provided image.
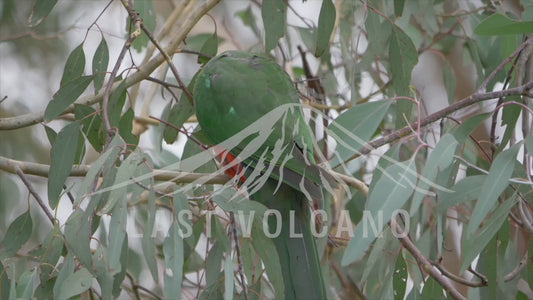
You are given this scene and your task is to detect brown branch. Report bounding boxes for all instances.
[120,0,195,105]
[391,219,467,300]
[0,0,221,131]
[349,80,533,161]
[14,165,56,225]
[102,0,142,132]
[0,155,229,184]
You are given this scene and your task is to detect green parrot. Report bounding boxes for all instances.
[193,51,331,299]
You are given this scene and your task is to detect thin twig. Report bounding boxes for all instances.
[350,79,533,161]
[230,212,248,299]
[102,0,142,133]
[0,0,221,131]
[504,253,529,282]
[391,219,467,300]
[14,165,55,225]
[119,0,195,105]
[433,261,485,287]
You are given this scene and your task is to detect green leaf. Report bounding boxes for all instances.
[342,159,417,266]
[74,104,105,152]
[108,80,127,128]
[475,13,533,36]
[141,191,158,282]
[75,134,122,205]
[28,0,58,26]
[389,25,418,95]
[45,76,93,121]
[235,5,261,38]
[450,113,491,143]
[163,74,195,144]
[410,134,458,214]
[163,222,184,299]
[0,211,33,260]
[130,0,155,52]
[64,209,92,268]
[93,246,114,299]
[205,241,224,289]
[393,250,407,300]
[262,0,286,52]
[56,267,94,300]
[0,263,10,300]
[119,108,139,149]
[420,276,443,299]
[92,37,109,93]
[365,10,391,58]
[99,151,142,214]
[48,121,81,207]
[441,59,456,103]
[60,43,86,86]
[43,124,57,145]
[499,96,521,150]
[526,135,533,157]
[251,219,284,299]
[467,143,520,235]
[394,0,405,17]
[224,251,234,299]
[329,100,391,167]
[16,268,37,299]
[198,33,218,64]
[438,175,486,213]
[107,195,127,275]
[184,34,225,53]
[315,0,336,57]
[461,195,517,272]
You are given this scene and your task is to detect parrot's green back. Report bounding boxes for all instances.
[193,51,327,299]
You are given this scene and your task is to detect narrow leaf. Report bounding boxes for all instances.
[130,0,155,52]
[328,100,391,167]
[262,0,286,52]
[198,33,218,64]
[16,268,37,300]
[467,143,520,235]
[61,43,86,86]
[438,175,486,213]
[163,222,184,299]
[92,37,109,93]
[394,0,405,17]
[393,251,407,300]
[48,121,81,207]
[64,209,92,268]
[410,134,458,214]
[461,196,517,271]
[108,80,127,128]
[251,219,285,299]
[389,26,418,95]
[342,159,417,266]
[142,191,159,282]
[475,13,533,36]
[0,211,33,260]
[28,0,58,26]
[56,267,94,300]
[74,104,105,152]
[45,76,93,121]
[315,0,336,57]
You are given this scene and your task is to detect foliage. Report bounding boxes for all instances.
[1,0,533,299]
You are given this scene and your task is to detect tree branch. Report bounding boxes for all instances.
[391,219,467,300]
[352,80,533,159]
[0,0,221,131]
[14,165,56,225]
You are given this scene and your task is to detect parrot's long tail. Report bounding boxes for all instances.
[254,178,326,300]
